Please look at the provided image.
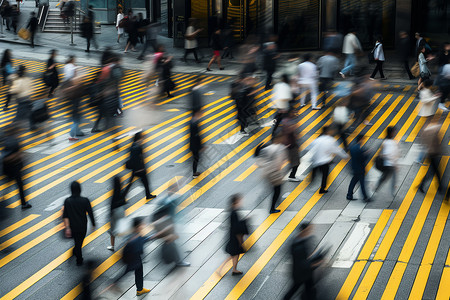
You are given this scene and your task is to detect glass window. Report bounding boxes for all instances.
[277,0,320,50]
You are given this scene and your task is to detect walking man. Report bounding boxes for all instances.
[339,29,362,78]
[398,31,414,80]
[347,134,370,202]
[298,54,320,110]
[190,110,203,178]
[26,12,38,48]
[317,51,340,105]
[63,181,96,266]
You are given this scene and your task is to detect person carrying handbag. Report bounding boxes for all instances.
[373,126,399,197]
[369,37,386,80]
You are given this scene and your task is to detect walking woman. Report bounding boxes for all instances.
[206,28,224,71]
[218,194,248,276]
[45,49,59,97]
[369,37,386,80]
[116,8,124,43]
[10,65,34,130]
[108,176,127,251]
[1,49,15,110]
[418,45,432,87]
[374,126,399,197]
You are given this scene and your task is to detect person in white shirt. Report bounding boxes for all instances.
[272,74,292,132]
[116,8,124,43]
[63,55,77,84]
[340,30,362,78]
[419,80,440,117]
[298,54,320,110]
[308,126,348,193]
[374,126,399,197]
[369,37,386,80]
[183,18,202,63]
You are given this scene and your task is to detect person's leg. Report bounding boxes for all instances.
[265,70,273,90]
[359,174,369,199]
[341,54,351,75]
[231,255,239,272]
[15,174,27,206]
[207,55,215,69]
[310,82,318,108]
[404,60,414,79]
[86,37,90,52]
[348,54,356,75]
[134,264,144,291]
[347,175,358,199]
[289,166,298,178]
[300,85,307,106]
[283,281,302,300]
[73,231,85,264]
[183,48,189,61]
[138,171,152,199]
[379,61,385,78]
[192,150,199,174]
[302,277,317,300]
[217,55,223,68]
[271,184,281,211]
[391,167,397,196]
[370,62,379,78]
[430,155,442,190]
[124,171,136,195]
[4,93,11,109]
[320,163,329,192]
[30,32,35,47]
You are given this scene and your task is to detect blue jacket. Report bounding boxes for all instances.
[350,143,367,174]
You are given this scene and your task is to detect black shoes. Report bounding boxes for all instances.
[270,209,281,214]
[146,194,157,200]
[21,203,32,209]
[319,189,328,194]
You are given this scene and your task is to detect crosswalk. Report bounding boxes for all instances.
[0,57,449,300]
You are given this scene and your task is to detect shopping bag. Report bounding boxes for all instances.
[18,28,30,40]
[411,62,420,78]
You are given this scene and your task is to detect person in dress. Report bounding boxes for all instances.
[116,8,124,43]
[108,176,127,252]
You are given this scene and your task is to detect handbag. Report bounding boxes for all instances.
[411,62,420,78]
[31,100,50,123]
[368,44,380,64]
[18,28,30,40]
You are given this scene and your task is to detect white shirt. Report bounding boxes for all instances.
[184,26,198,49]
[381,139,399,167]
[64,63,76,82]
[272,82,292,110]
[342,33,362,54]
[442,64,450,79]
[373,42,385,61]
[116,13,123,27]
[297,61,318,85]
[309,135,348,167]
[418,88,438,117]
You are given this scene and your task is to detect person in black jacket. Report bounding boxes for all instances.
[26,12,38,48]
[124,132,156,200]
[2,126,31,209]
[46,50,59,97]
[63,181,96,266]
[108,176,127,252]
[347,134,370,202]
[284,223,317,300]
[398,31,414,80]
[112,217,151,296]
[80,16,94,53]
[262,41,279,90]
[206,28,224,71]
[190,110,203,178]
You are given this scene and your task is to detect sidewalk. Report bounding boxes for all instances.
[0,0,418,83]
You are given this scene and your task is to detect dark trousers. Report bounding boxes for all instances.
[271,184,281,211]
[289,166,298,178]
[12,173,26,206]
[347,173,368,199]
[370,61,385,79]
[336,123,349,151]
[222,47,233,58]
[312,163,330,192]
[4,93,11,108]
[283,278,316,300]
[419,154,442,191]
[73,231,86,264]
[273,110,286,134]
[125,170,151,199]
[93,108,116,132]
[184,48,199,61]
[86,37,91,51]
[265,70,274,89]
[237,111,247,132]
[192,149,200,173]
[114,263,144,291]
[402,60,414,79]
[30,31,35,47]
[375,166,396,196]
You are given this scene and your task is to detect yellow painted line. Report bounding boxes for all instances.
[234,164,258,181]
[377,96,414,139]
[0,214,39,238]
[357,210,393,260]
[336,261,367,300]
[365,94,396,136]
[408,201,450,299]
[436,245,450,300]
[218,77,230,82]
[214,127,241,144]
[167,109,180,112]
[403,85,412,92]
[381,158,447,299]
[352,262,384,298]
[405,110,442,143]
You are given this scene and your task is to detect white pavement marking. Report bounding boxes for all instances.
[44,194,70,211]
[316,221,354,263]
[337,200,366,222]
[399,143,421,165]
[220,132,244,144]
[332,222,371,268]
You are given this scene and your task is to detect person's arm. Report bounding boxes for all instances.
[333,141,349,159]
[86,199,96,227]
[62,203,72,237]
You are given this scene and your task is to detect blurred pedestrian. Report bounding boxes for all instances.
[81,260,96,300]
[80,16,94,53]
[63,75,87,141]
[221,194,248,275]
[221,24,234,59]
[437,43,450,70]
[398,31,414,80]
[415,32,427,60]
[108,176,127,252]
[26,12,38,48]
[136,12,145,44]
[10,65,34,130]
[63,181,96,266]
[283,223,317,300]
[262,41,279,90]
[282,109,301,182]
[333,97,350,152]
[63,55,77,84]
[190,76,203,113]
[374,126,399,197]
[347,134,370,202]
[418,119,443,194]
[112,217,151,296]
[340,29,362,78]
[1,49,15,110]
[2,127,31,209]
[298,54,320,110]
[308,126,348,194]
[349,75,375,128]
[418,45,432,87]
[45,50,59,97]
[183,18,202,63]
[190,110,203,178]
[231,76,248,135]
[369,37,386,80]
[272,74,292,133]
[317,52,340,105]
[438,64,450,107]
[124,132,156,200]
[2,1,12,31]
[418,79,440,117]
[155,45,175,98]
[9,4,18,34]
[206,28,224,71]
[124,16,138,53]
[137,21,159,60]
[116,8,124,43]
[255,133,288,214]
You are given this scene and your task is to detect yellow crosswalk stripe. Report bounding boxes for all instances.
[0,214,40,238]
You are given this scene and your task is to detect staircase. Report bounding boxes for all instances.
[42,8,101,34]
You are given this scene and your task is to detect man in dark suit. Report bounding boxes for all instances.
[347,134,370,202]
[399,31,414,80]
[190,110,203,178]
[63,181,96,266]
